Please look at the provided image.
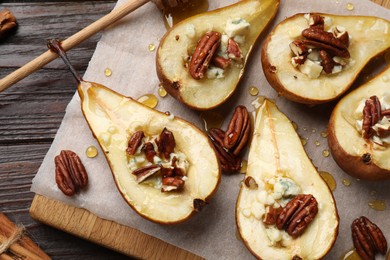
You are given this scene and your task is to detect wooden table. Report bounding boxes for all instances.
[0,0,389,259]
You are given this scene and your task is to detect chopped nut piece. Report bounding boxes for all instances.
[319,50,335,74]
[263,206,282,225]
[157,128,176,159]
[227,38,242,60]
[132,164,161,183]
[142,142,156,162]
[244,176,258,189]
[126,131,144,155]
[212,56,231,69]
[161,176,185,191]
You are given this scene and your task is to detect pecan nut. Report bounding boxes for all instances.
[263,206,282,226]
[224,105,251,155]
[156,128,176,159]
[309,14,324,30]
[55,150,88,196]
[276,194,318,238]
[142,142,156,163]
[302,27,348,50]
[351,216,388,260]
[362,96,381,139]
[0,9,17,39]
[189,31,221,80]
[161,176,185,192]
[126,131,144,155]
[227,38,242,60]
[319,50,336,74]
[209,128,241,172]
[132,164,161,183]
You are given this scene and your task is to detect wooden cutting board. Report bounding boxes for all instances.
[30,195,202,259]
[29,0,389,259]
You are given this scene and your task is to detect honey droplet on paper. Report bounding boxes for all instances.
[311,128,317,133]
[315,140,320,146]
[341,248,362,260]
[137,94,158,108]
[158,86,167,97]
[303,127,307,131]
[104,68,112,77]
[163,0,209,29]
[300,137,307,146]
[200,111,224,131]
[342,179,351,186]
[346,3,354,11]
[322,149,330,157]
[368,200,386,211]
[321,131,328,138]
[148,43,155,52]
[239,160,248,174]
[86,146,98,158]
[249,86,259,96]
[319,171,336,191]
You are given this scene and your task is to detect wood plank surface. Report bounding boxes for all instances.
[0,0,389,259]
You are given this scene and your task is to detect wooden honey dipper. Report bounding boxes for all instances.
[0,0,188,92]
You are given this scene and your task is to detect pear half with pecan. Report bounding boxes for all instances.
[48,39,221,224]
[262,13,390,104]
[236,100,338,259]
[156,0,279,110]
[328,67,390,181]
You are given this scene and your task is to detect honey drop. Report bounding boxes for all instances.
[341,248,362,260]
[158,86,167,97]
[239,160,248,174]
[104,68,112,77]
[300,137,307,146]
[368,199,386,211]
[148,43,155,52]
[248,86,259,96]
[321,131,328,138]
[319,171,336,191]
[199,110,224,131]
[322,149,330,157]
[342,179,351,186]
[346,3,354,11]
[163,0,209,29]
[315,140,320,146]
[86,145,98,158]
[137,94,158,108]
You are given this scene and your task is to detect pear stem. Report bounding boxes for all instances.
[47,39,83,83]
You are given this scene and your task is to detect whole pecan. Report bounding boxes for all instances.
[302,28,348,50]
[126,131,144,155]
[303,39,350,58]
[276,194,318,238]
[55,150,88,196]
[0,9,17,39]
[208,128,241,172]
[189,31,221,79]
[224,105,251,155]
[351,216,387,260]
[132,164,161,183]
[156,128,175,159]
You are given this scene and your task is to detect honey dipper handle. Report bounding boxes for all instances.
[0,0,150,92]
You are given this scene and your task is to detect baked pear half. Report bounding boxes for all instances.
[78,81,221,224]
[261,13,390,104]
[328,67,390,181]
[157,0,279,110]
[236,100,338,259]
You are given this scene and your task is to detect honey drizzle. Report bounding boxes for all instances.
[340,248,362,260]
[162,0,209,29]
[319,171,336,191]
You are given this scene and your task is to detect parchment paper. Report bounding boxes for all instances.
[31,0,390,259]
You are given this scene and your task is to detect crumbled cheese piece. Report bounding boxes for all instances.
[206,66,225,79]
[257,190,275,205]
[307,50,320,61]
[185,24,196,38]
[331,65,343,74]
[272,177,301,200]
[333,56,348,66]
[242,208,251,217]
[354,99,366,119]
[251,202,265,220]
[265,226,283,245]
[233,35,246,45]
[324,17,333,29]
[225,17,250,37]
[299,59,323,78]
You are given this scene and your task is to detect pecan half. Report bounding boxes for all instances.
[319,50,335,74]
[189,31,221,79]
[55,150,88,196]
[161,176,185,192]
[156,128,175,159]
[0,9,17,39]
[132,164,161,183]
[126,131,144,155]
[209,128,241,172]
[224,105,251,155]
[276,194,318,238]
[142,142,156,163]
[303,39,350,58]
[352,216,388,260]
[362,96,381,139]
[302,28,348,50]
[227,38,242,60]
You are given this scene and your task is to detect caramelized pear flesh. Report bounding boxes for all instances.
[157,0,280,110]
[262,13,390,104]
[77,81,221,224]
[328,67,390,181]
[236,100,338,259]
